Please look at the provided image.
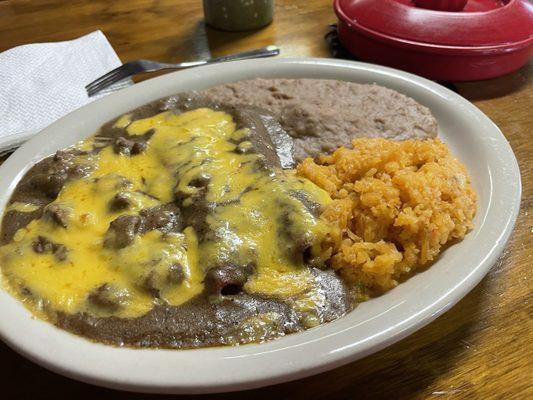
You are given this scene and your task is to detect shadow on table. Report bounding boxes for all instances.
[168,20,275,61]
[455,62,531,101]
[133,21,272,84]
[2,276,491,400]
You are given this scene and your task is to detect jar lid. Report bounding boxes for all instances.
[335,0,533,51]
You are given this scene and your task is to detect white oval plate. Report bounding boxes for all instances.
[0,58,520,394]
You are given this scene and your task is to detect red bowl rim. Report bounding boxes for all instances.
[334,0,533,55]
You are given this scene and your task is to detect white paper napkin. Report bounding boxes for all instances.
[0,30,131,154]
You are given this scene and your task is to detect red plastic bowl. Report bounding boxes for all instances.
[334,0,533,81]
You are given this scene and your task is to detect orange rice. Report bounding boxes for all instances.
[297,138,476,295]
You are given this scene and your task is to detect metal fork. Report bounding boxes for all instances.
[86,45,280,97]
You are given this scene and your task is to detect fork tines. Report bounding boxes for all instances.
[85,63,136,97]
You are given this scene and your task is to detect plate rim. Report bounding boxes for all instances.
[0,57,521,394]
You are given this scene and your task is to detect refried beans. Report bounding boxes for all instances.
[203,79,438,160]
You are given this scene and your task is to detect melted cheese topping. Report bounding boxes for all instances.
[0,108,333,319]
[6,202,41,213]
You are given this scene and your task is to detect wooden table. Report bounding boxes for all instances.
[0,1,531,398]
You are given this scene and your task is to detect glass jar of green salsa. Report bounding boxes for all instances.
[203,0,274,32]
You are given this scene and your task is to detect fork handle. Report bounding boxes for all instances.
[87,46,281,97]
[208,45,280,64]
[176,45,280,68]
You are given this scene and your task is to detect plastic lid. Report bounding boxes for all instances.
[336,0,533,49]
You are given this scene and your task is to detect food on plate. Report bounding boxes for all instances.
[203,79,438,160]
[0,98,350,348]
[0,79,475,348]
[297,138,477,295]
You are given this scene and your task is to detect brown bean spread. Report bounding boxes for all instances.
[0,95,351,348]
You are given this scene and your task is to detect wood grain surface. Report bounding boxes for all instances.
[0,0,531,398]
